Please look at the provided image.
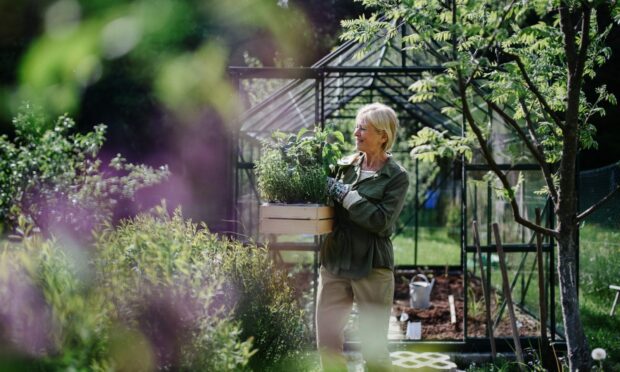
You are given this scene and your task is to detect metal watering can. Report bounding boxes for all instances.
[409,274,435,309]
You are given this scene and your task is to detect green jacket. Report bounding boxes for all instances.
[321,153,409,279]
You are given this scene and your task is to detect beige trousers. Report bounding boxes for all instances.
[316,266,394,372]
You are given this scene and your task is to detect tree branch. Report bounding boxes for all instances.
[471,83,559,204]
[518,97,560,204]
[509,54,566,131]
[478,87,559,205]
[575,5,591,87]
[457,71,558,238]
[577,183,620,222]
[559,3,577,73]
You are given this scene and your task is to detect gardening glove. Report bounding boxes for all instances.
[326,177,350,204]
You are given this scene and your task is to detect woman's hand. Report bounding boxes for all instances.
[326,177,350,204]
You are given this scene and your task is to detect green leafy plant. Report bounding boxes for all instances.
[0,103,170,236]
[96,206,310,371]
[409,127,473,163]
[255,127,344,204]
[216,238,312,371]
[95,206,255,371]
[0,231,111,370]
[0,210,255,371]
[467,286,484,321]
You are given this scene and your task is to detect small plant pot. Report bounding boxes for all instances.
[259,203,334,235]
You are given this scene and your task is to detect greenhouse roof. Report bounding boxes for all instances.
[230,21,467,140]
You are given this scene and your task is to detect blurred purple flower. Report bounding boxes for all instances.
[0,265,55,356]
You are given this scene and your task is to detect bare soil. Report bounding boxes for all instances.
[392,270,541,340]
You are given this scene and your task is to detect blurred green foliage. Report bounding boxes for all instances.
[0,0,368,230]
[6,0,314,122]
[0,103,169,236]
[96,205,312,370]
[0,230,111,370]
[0,205,311,370]
[95,206,256,370]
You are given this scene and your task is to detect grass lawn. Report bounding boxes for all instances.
[273,226,461,267]
[393,226,461,266]
[579,223,620,370]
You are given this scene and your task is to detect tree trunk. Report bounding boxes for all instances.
[554,154,591,372]
[557,128,590,371]
[556,226,590,371]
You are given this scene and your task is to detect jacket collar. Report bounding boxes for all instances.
[346,152,400,178]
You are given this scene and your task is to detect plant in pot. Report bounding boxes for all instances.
[255,127,345,235]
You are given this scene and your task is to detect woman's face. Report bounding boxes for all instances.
[354,120,387,153]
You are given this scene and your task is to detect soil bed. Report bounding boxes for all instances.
[390,270,541,340]
[284,264,542,341]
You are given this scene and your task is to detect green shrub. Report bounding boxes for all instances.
[0,103,169,236]
[0,206,311,371]
[95,206,310,370]
[0,230,110,370]
[216,241,312,371]
[95,206,254,371]
[255,127,344,203]
[0,211,255,371]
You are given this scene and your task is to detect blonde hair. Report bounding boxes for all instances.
[356,102,399,151]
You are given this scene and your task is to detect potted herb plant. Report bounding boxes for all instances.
[255,127,344,235]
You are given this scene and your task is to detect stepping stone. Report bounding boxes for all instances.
[388,315,405,340]
[390,351,458,370]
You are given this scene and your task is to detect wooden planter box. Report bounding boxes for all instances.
[259,203,335,235]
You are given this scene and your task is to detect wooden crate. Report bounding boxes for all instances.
[259,203,334,235]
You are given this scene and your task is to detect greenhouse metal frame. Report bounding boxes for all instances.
[228,20,567,353]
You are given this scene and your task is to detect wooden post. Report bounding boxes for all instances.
[493,223,524,369]
[473,221,496,360]
[449,294,457,324]
[536,208,558,371]
[535,209,549,343]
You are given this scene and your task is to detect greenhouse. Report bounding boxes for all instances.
[229,21,563,353]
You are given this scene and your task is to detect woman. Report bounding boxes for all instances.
[317,103,409,371]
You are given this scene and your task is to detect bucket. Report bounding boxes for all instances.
[409,274,435,309]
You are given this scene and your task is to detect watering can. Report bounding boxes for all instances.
[409,274,435,309]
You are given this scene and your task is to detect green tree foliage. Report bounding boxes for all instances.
[256,127,345,203]
[0,104,169,235]
[7,0,313,121]
[342,0,620,370]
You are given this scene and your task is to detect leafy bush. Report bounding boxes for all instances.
[0,203,312,371]
[95,206,255,371]
[95,206,310,370]
[255,127,344,203]
[0,228,110,370]
[0,212,256,371]
[216,239,312,371]
[0,104,169,236]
